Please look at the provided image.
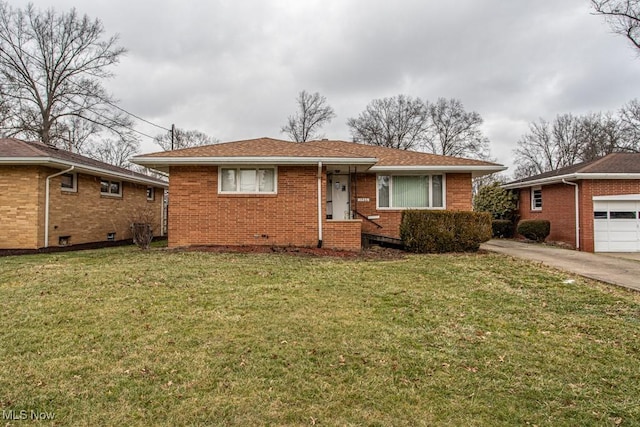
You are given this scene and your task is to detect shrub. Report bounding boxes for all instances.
[400,210,492,253]
[128,205,157,250]
[492,219,514,238]
[473,182,519,221]
[517,219,550,242]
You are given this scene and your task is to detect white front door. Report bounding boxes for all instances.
[594,200,640,252]
[330,174,350,219]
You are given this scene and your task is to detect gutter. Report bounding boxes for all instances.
[131,156,378,167]
[562,179,580,250]
[503,172,640,190]
[45,166,74,248]
[0,157,167,187]
[317,162,323,248]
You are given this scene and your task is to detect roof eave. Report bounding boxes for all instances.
[502,172,640,189]
[131,156,379,167]
[0,157,168,188]
[370,164,507,177]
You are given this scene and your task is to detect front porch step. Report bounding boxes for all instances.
[361,233,403,249]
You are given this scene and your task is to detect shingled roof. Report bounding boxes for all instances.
[503,152,640,189]
[133,137,505,176]
[0,138,167,187]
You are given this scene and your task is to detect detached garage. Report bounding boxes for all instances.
[593,196,640,252]
[504,153,640,253]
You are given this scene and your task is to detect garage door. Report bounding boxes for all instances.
[593,200,640,252]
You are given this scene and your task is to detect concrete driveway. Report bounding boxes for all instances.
[481,239,640,292]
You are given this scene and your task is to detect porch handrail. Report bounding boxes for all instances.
[353,210,383,229]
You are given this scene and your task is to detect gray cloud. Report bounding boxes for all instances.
[10,0,640,171]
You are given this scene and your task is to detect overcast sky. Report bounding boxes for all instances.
[13,0,640,171]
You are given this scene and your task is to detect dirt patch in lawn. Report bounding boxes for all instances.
[176,244,407,260]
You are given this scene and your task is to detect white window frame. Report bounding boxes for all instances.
[531,187,542,211]
[218,166,278,194]
[100,179,122,197]
[146,186,155,201]
[376,173,446,210]
[60,172,77,193]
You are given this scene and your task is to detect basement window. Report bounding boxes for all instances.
[531,188,542,211]
[100,179,122,197]
[58,236,70,246]
[60,173,77,192]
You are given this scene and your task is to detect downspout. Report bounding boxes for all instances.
[160,189,165,237]
[45,166,75,248]
[562,179,580,250]
[317,162,323,248]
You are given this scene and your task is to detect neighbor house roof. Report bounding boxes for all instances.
[0,138,167,187]
[132,137,505,177]
[503,152,640,189]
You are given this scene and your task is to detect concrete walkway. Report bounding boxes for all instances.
[481,239,640,292]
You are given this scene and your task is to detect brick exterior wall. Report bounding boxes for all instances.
[518,184,576,247]
[0,165,164,249]
[168,165,323,248]
[323,220,363,251]
[167,167,476,250]
[0,166,41,249]
[517,179,640,252]
[350,172,473,238]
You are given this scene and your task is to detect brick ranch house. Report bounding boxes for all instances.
[503,153,640,252]
[133,137,505,251]
[0,138,168,250]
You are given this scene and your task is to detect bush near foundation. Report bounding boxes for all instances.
[400,211,492,253]
[492,219,515,238]
[517,219,550,242]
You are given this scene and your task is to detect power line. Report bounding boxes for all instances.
[0,47,172,135]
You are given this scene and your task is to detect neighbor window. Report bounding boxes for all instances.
[377,174,444,209]
[100,179,122,197]
[146,187,155,201]
[531,188,542,210]
[219,167,276,194]
[60,173,77,192]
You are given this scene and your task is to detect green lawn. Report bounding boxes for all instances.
[1,245,639,426]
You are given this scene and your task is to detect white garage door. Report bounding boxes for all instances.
[593,199,640,252]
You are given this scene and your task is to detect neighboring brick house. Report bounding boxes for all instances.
[503,153,640,252]
[0,138,168,250]
[133,137,504,251]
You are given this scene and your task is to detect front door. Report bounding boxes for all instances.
[329,174,350,220]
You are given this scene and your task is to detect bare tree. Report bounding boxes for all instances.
[87,137,139,169]
[154,128,217,151]
[424,98,491,159]
[618,99,640,151]
[347,95,427,150]
[513,111,635,178]
[281,90,336,142]
[592,0,640,50]
[514,118,562,179]
[0,2,131,146]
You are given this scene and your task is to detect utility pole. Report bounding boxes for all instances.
[171,124,175,150]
